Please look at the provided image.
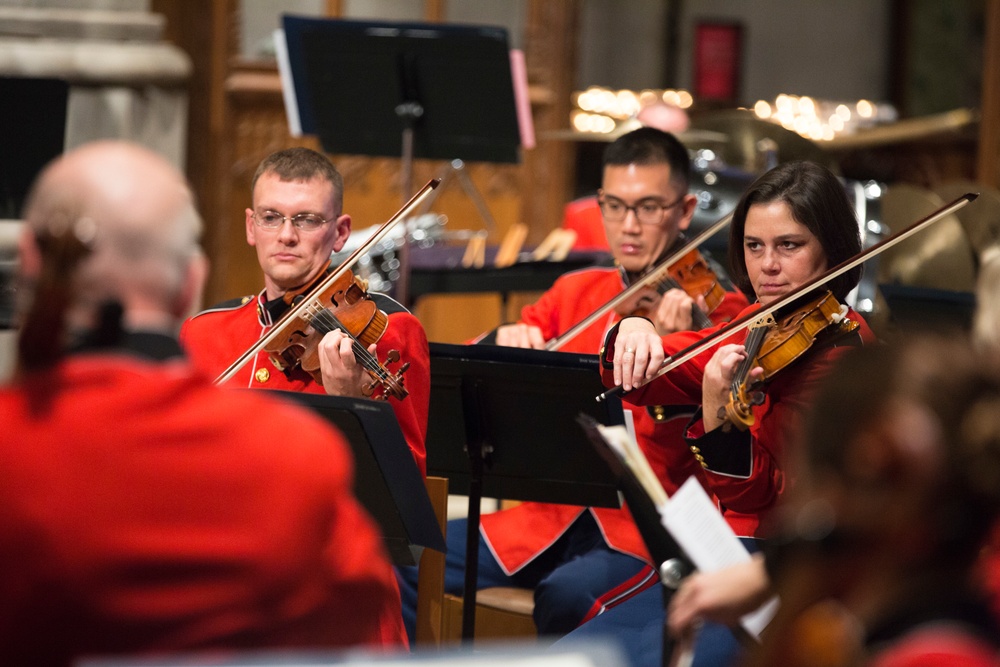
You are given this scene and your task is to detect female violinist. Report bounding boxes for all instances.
[607,160,875,531]
[567,161,877,667]
[180,147,431,476]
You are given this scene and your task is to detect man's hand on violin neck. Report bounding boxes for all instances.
[318,330,371,398]
[496,323,547,349]
[651,288,702,335]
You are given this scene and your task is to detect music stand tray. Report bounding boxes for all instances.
[427,342,626,507]
[271,391,445,566]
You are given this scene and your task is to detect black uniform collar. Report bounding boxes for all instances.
[258,265,333,325]
[73,330,185,362]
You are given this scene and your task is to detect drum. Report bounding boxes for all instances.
[688,149,755,259]
[328,213,448,293]
[844,178,888,316]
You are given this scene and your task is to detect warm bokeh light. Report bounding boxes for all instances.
[569,88,894,142]
[568,86,696,137]
[751,94,894,142]
[754,100,773,119]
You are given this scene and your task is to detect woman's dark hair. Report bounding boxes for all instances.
[727,161,862,301]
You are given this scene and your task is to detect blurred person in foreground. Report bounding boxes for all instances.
[668,245,1000,665]
[669,338,1000,666]
[0,141,406,667]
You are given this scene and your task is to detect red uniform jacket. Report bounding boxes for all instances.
[0,336,405,667]
[601,301,876,537]
[477,263,748,573]
[180,290,430,476]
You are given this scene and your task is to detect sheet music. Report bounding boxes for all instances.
[273,28,302,137]
[662,478,778,638]
[593,424,778,639]
[509,49,535,149]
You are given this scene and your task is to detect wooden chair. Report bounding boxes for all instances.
[414,475,450,646]
[442,587,537,640]
[415,479,537,643]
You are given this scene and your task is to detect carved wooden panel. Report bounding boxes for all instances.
[158,0,582,341]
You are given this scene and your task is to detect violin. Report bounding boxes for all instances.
[597,192,979,403]
[215,178,440,391]
[547,212,733,351]
[265,266,408,400]
[723,291,859,430]
[620,247,728,330]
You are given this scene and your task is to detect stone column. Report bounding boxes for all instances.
[0,0,192,166]
[0,0,192,376]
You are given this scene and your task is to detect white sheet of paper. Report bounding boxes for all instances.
[273,29,302,137]
[593,424,777,638]
[662,477,778,638]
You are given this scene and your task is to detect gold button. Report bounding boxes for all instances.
[255,368,270,383]
[241,295,252,305]
[651,406,666,422]
[689,445,701,454]
[694,454,705,462]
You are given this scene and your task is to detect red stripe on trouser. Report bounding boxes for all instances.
[579,566,660,625]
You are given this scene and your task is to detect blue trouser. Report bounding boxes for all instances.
[397,512,656,643]
[551,537,761,667]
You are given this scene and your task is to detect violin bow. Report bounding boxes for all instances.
[214,178,441,385]
[597,192,979,402]
[546,212,734,352]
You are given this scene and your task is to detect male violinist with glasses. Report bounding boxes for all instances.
[396,127,748,644]
[181,147,430,476]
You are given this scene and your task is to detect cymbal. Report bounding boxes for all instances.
[878,184,976,292]
[687,109,831,173]
[933,180,1000,259]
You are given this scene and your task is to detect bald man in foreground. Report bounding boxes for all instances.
[0,141,406,667]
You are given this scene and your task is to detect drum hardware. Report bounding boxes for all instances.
[330,213,448,293]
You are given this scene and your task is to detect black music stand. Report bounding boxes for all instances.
[279,15,522,305]
[577,415,693,667]
[426,343,626,639]
[280,15,520,165]
[0,76,68,219]
[273,391,445,566]
[577,414,755,665]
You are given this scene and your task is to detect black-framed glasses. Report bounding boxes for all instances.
[598,193,685,225]
[253,209,330,232]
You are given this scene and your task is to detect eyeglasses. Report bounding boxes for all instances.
[598,193,685,225]
[253,210,330,232]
